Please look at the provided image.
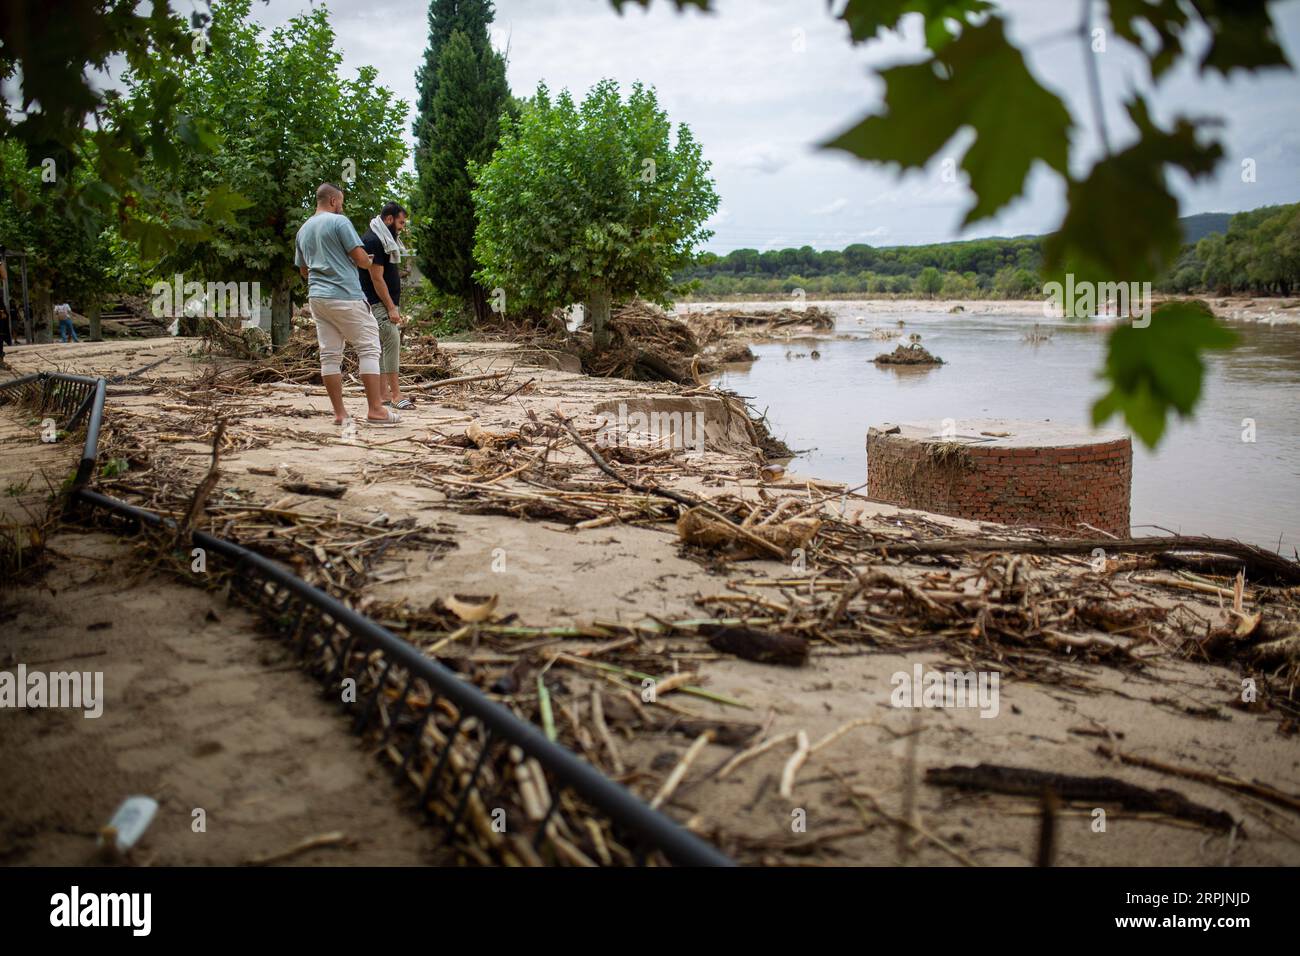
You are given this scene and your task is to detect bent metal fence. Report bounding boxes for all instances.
[1,371,732,867]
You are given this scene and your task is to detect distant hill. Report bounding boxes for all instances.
[1179,212,1232,244]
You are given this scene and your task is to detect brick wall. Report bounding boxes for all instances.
[866,430,1132,536]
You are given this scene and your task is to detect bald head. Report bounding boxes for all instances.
[316,183,344,211]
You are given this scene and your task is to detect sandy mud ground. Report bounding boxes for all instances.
[0,528,441,866]
[2,332,1297,867]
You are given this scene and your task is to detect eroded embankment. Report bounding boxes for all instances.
[3,335,1299,867]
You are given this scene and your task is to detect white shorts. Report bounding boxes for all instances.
[309,298,381,376]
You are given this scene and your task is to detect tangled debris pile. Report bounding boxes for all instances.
[575,301,828,381]
[874,337,945,366]
[200,317,452,386]
[579,301,703,383]
[688,305,835,339]
[481,301,833,385]
[468,301,792,460]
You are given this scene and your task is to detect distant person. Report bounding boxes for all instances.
[293,182,399,427]
[358,202,414,411]
[54,302,79,342]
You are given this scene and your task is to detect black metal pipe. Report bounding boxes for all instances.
[0,372,40,390]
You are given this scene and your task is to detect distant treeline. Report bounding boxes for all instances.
[675,203,1299,299]
[675,236,1043,298]
[1167,203,1299,296]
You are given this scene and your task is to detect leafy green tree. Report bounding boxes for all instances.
[992,264,1037,298]
[940,271,978,298]
[0,138,115,341]
[916,266,942,297]
[1169,265,1200,293]
[473,80,719,348]
[121,0,407,346]
[1194,204,1300,295]
[0,1,224,256]
[411,0,511,322]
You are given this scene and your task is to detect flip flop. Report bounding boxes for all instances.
[391,398,415,411]
[364,409,402,427]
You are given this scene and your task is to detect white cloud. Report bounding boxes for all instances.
[731,143,794,175]
[706,206,733,228]
[811,198,849,216]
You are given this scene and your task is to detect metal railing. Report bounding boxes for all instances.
[0,372,105,484]
[1,371,732,867]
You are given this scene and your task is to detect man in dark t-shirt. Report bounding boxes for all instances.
[358,202,411,409]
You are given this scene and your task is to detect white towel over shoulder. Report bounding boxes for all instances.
[368,216,409,263]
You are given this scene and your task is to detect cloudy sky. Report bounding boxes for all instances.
[247,0,1300,252]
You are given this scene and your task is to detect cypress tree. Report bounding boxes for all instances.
[411,0,510,322]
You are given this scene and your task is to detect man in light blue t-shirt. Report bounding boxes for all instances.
[294,183,398,426]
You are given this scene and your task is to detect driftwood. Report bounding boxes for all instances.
[1036,789,1059,867]
[1095,745,1300,815]
[701,623,809,667]
[925,763,1237,832]
[554,413,787,560]
[633,349,691,385]
[407,370,510,392]
[174,419,226,545]
[677,508,819,560]
[555,413,703,511]
[884,535,1300,585]
[281,480,346,499]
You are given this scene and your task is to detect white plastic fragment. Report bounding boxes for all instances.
[98,796,159,856]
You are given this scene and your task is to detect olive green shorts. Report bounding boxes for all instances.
[370,302,401,375]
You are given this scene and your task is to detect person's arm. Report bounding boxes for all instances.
[341,218,370,270]
[367,261,400,323]
[293,234,309,288]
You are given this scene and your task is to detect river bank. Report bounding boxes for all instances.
[679,295,1300,325]
[2,336,1298,866]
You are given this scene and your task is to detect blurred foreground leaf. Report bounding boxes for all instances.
[822,17,1070,226]
[1092,300,1237,447]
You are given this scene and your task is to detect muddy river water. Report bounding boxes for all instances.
[699,302,1300,553]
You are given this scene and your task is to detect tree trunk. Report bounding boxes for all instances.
[88,299,102,342]
[32,283,52,343]
[271,280,292,349]
[587,280,612,352]
[470,282,491,325]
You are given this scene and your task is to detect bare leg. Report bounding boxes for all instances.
[385,372,403,404]
[323,373,348,424]
[361,373,387,420]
